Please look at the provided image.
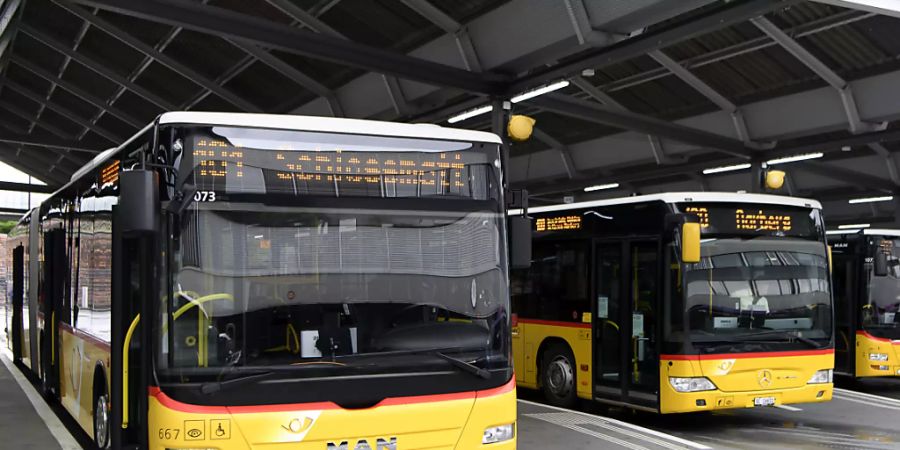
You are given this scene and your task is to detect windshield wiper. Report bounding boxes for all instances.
[345,346,491,379]
[742,330,824,349]
[200,369,273,395]
[435,351,491,379]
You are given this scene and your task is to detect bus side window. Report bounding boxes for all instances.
[529,241,589,323]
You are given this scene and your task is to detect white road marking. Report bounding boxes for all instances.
[0,348,82,450]
[518,399,712,450]
[774,404,802,411]
[834,388,900,406]
[832,393,900,411]
[524,413,651,450]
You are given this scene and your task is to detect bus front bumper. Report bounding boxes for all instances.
[660,383,833,414]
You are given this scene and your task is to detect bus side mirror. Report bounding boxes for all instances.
[681,222,701,264]
[509,216,532,269]
[120,169,160,234]
[874,250,888,277]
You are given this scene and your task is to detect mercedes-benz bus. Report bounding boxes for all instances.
[511,192,834,413]
[6,112,516,449]
[829,228,900,378]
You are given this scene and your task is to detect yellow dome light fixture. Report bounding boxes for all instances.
[765,169,786,190]
[507,115,535,142]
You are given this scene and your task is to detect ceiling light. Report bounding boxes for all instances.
[766,152,824,165]
[838,223,871,230]
[447,105,493,124]
[584,183,619,192]
[826,230,850,235]
[848,195,893,204]
[511,80,570,103]
[702,163,752,175]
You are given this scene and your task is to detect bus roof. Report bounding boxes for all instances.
[69,112,502,184]
[158,112,502,144]
[827,229,900,237]
[512,192,821,215]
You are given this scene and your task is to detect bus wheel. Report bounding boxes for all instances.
[93,391,110,449]
[541,343,576,408]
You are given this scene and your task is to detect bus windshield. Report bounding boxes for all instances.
[157,127,510,383]
[863,241,900,340]
[672,238,832,352]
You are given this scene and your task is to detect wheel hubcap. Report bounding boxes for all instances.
[96,395,109,448]
[547,356,574,397]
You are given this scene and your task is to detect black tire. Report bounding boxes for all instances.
[93,389,111,449]
[541,343,577,408]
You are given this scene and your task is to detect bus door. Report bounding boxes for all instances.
[831,251,858,375]
[42,228,68,395]
[110,205,155,449]
[594,239,660,410]
[11,245,24,360]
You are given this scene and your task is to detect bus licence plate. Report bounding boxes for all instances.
[753,397,776,407]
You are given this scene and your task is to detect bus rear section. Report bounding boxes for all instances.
[511,192,834,414]
[830,229,900,378]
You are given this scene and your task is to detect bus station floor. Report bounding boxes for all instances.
[0,352,79,449]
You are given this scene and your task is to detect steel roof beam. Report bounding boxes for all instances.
[811,0,900,20]
[382,74,410,116]
[68,0,506,94]
[11,56,144,128]
[400,0,483,71]
[532,127,579,179]
[507,0,797,94]
[0,141,81,180]
[648,49,756,145]
[0,0,22,58]
[521,127,900,196]
[526,93,755,158]
[269,0,414,114]
[25,14,91,136]
[182,54,256,110]
[265,0,344,38]
[20,24,176,110]
[4,79,124,143]
[868,143,900,186]
[0,181,55,193]
[0,105,86,176]
[0,99,83,147]
[601,9,871,94]
[569,75,684,165]
[55,0,261,113]
[228,39,344,116]
[751,16,883,134]
[0,149,68,186]
[0,130,99,154]
[799,160,896,192]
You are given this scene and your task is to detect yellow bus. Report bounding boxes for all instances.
[7,112,517,449]
[511,192,834,413]
[829,229,900,378]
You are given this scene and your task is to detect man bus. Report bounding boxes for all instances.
[829,229,900,378]
[511,192,834,413]
[7,112,517,449]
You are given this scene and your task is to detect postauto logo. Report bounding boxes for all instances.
[327,437,397,450]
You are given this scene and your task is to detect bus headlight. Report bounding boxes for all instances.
[482,423,515,444]
[669,377,716,393]
[807,369,832,384]
[869,352,889,361]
